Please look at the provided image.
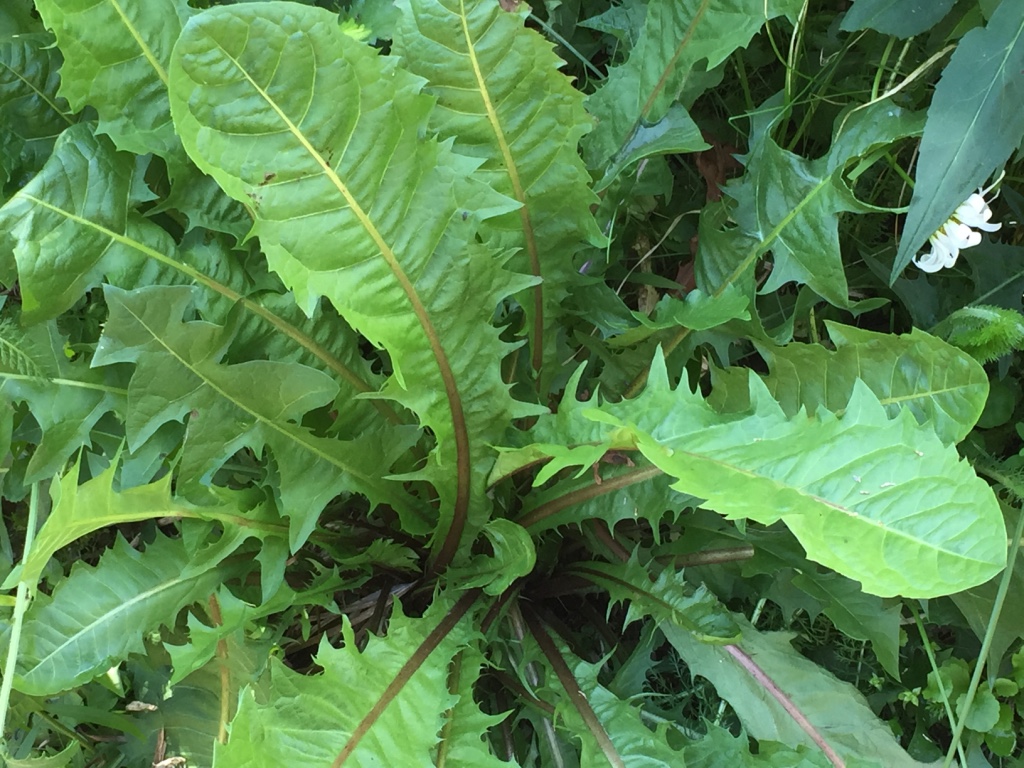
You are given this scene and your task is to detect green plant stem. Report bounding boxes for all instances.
[528,13,603,82]
[882,37,914,94]
[914,612,967,768]
[943,469,1024,767]
[0,482,41,751]
[667,545,755,568]
[732,51,754,113]
[870,36,896,101]
[784,0,808,106]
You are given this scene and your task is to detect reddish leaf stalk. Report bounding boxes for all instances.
[517,465,663,528]
[522,607,627,768]
[332,589,481,767]
[724,644,846,768]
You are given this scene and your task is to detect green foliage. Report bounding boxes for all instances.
[665,617,932,767]
[711,321,989,445]
[0,0,1021,766]
[840,0,957,39]
[33,0,191,165]
[932,305,1024,364]
[8,533,229,696]
[892,0,1024,277]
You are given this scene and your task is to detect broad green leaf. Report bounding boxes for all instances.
[949,534,1024,669]
[0,124,179,320]
[571,555,741,642]
[169,4,542,565]
[579,1,648,48]
[215,593,479,767]
[840,0,957,38]
[682,723,832,767]
[0,33,75,187]
[623,356,1004,597]
[33,0,190,164]
[710,321,989,445]
[508,352,1005,597]
[789,570,902,680]
[9,533,228,696]
[728,134,860,308]
[694,198,760,297]
[964,242,1024,313]
[892,0,1024,278]
[584,0,800,171]
[446,518,536,595]
[596,103,707,192]
[0,0,38,34]
[92,284,420,547]
[154,161,251,244]
[0,319,126,483]
[733,526,903,678]
[0,124,392,435]
[826,98,927,175]
[3,460,281,590]
[607,286,750,348]
[160,625,273,768]
[394,0,603,379]
[665,617,933,767]
[701,97,923,308]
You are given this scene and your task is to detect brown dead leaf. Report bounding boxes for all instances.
[694,132,741,202]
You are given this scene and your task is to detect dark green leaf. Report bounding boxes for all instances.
[892,0,1024,278]
[840,0,957,38]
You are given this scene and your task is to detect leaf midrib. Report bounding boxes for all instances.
[107,0,171,86]
[22,562,211,684]
[21,194,401,423]
[122,299,383,487]
[210,32,471,567]
[457,0,544,372]
[646,437,992,564]
[0,54,74,127]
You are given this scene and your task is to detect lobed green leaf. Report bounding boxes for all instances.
[33,0,190,164]
[92,284,420,547]
[0,319,126,483]
[394,0,603,380]
[169,4,542,565]
[892,0,1024,277]
[507,352,1005,598]
[216,593,479,767]
[584,0,800,173]
[0,32,75,187]
[710,321,989,445]
[572,555,741,642]
[8,533,229,696]
[666,617,935,767]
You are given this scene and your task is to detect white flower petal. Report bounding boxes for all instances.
[914,248,947,272]
[947,222,979,249]
[953,191,1002,232]
[913,181,1003,273]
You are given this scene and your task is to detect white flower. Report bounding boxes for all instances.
[913,178,1002,273]
[952,191,1001,233]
